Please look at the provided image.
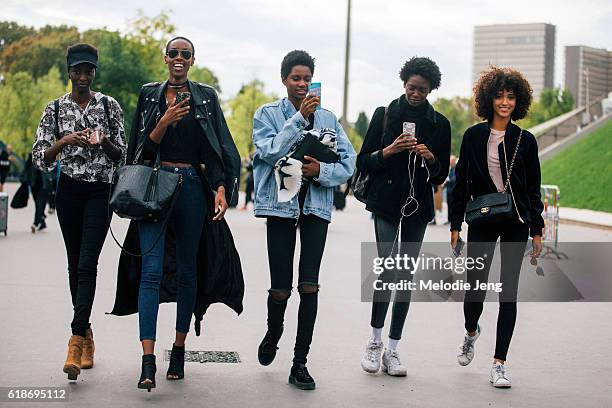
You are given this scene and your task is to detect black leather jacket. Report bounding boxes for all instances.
[126,80,241,206]
[449,121,545,237]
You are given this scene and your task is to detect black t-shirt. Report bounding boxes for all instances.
[143,95,202,163]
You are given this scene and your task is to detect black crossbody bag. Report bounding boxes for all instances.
[465,129,523,226]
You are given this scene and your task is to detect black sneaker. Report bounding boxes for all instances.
[258,325,283,366]
[289,363,316,390]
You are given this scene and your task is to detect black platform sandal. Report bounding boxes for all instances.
[138,354,156,392]
[167,344,185,380]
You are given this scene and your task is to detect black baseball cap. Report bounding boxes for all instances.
[66,43,98,68]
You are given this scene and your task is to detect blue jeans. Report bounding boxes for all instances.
[138,167,206,341]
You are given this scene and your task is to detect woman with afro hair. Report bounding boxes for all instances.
[357,57,451,377]
[449,66,544,388]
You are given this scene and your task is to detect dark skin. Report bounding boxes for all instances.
[43,63,122,164]
[281,65,321,178]
[141,38,227,376]
[382,74,435,163]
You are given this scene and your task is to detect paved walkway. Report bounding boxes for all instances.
[1,182,611,408]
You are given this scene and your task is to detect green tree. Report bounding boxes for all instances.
[519,87,575,128]
[189,66,221,92]
[354,111,369,139]
[0,25,80,78]
[0,21,35,51]
[226,80,276,157]
[433,96,478,155]
[0,67,66,157]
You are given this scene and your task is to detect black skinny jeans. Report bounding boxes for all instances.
[55,173,111,337]
[464,219,528,361]
[266,214,329,364]
[370,214,428,340]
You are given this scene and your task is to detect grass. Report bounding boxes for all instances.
[540,119,612,212]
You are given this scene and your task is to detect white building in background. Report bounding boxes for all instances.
[472,23,556,100]
[565,46,612,108]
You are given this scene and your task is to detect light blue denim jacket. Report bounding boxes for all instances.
[252,97,356,221]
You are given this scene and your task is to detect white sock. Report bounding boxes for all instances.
[371,327,382,343]
[388,338,399,351]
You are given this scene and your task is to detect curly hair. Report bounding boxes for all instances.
[473,66,533,121]
[281,50,315,79]
[399,57,441,90]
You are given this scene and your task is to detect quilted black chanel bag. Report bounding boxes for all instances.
[465,130,522,226]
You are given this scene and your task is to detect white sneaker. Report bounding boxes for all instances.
[361,340,384,373]
[457,324,481,366]
[381,348,407,377]
[490,362,512,388]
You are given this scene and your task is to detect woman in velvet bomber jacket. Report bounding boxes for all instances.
[450,66,544,388]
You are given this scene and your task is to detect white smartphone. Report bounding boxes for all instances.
[403,122,416,138]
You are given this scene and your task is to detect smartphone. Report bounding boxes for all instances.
[308,82,321,110]
[175,91,191,106]
[87,129,100,144]
[452,237,464,257]
[403,122,416,138]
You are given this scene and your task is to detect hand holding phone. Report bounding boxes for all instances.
[175,91,191,106]
[308,82,321,110]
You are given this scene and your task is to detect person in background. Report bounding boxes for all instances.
[443,155,457,224]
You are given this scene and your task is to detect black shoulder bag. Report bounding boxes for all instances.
[465,129,523,226]
[351,107,388,203]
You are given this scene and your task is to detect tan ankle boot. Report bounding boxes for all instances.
[81,328,95,369]
[63,335,84,380]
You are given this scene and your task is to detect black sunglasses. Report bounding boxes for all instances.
[167,49,192,59]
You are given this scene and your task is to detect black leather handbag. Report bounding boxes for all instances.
[351,108,387,203]
[110,151,182,222]
[465,130,523,226]
[290,132,340,164]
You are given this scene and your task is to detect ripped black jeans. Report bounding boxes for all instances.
[265,214,329,364]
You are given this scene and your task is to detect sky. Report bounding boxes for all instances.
[3,0,611,121]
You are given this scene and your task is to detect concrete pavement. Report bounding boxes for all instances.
[1,181,611,408]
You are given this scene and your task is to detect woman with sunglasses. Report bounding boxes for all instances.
[122,36,241,391]
[32,43,126,381]
[450,66,544,388]
[252,50,356,390]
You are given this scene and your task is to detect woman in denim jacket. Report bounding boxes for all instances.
[252,50,356,390]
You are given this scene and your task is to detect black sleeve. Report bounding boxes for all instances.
[525,134,545,237]
[126,89,144,164]
[202,143,225,190]
[427,117,451,185]
[356,106,386,173]
[209,88,241,204]
[449,129,471,232]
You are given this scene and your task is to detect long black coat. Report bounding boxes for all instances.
[110,81,244,334]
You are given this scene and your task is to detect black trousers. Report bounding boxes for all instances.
[266,214,329,364]
[370,214,428,340]
[55,173,111,337]
[464,219,529,361]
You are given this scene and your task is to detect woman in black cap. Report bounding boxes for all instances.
[32,43,126,381]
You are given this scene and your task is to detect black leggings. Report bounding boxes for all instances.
[370,214,428,340]
[55,173,111,337]
[265,214,329,364]
[464,219,528,361]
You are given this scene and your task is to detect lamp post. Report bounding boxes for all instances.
[341,0,351,130]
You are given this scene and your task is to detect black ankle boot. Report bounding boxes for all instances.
[289,363,315,390]
[167,344,185,380]
[258,325,284,366]
[138,354,156,392]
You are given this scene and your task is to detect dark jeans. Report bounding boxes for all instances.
[266,214,329,364]
[138,167,206,341]
[32,185,48,225]
[370,214,428,340]
[55,173,111,337]
[464,219,529,361]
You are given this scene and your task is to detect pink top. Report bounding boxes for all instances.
[488,129,506,192]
